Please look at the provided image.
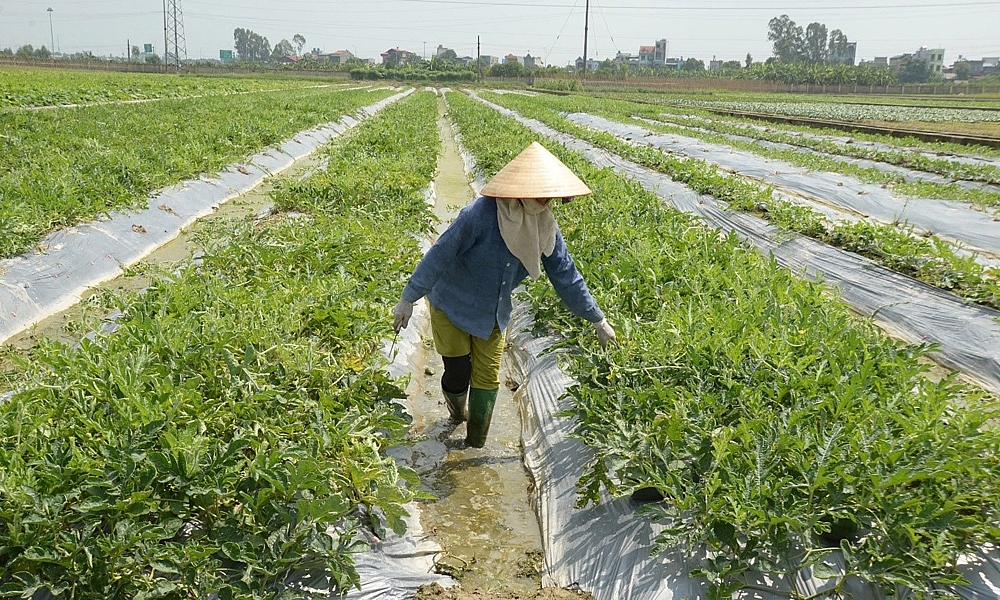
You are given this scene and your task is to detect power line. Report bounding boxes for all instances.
[594,0,620,54]
[378,0,1000,8]
[543,0,578,64]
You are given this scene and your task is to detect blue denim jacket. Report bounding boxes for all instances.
[402,196,604,340]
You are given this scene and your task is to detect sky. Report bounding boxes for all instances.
[0,0,998,67]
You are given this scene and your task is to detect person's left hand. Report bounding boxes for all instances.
[596,319,617,349]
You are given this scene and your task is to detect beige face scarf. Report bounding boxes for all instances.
[496,199,557,280]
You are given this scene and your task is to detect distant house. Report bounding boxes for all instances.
[654,39,668,63]
[503,53,519,64]
[709,57,724,71]
[275,55,300,64]
[638,45,655,66]
[614,51,639,68]
[523,53,538,68]
[829,42,857,66]
[329,49,354,64]
[478,54,499,66]
[435,44,454,58]
[913,46,945,73]
[635,39,670,66]
[380,47,418,66]
[574,57,601,71]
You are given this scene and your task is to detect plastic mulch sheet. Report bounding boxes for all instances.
[343,182,455,600]
[564,113,1000,257]
[657,112,1000,171]
[635,116,1000,195]
[505,302,1000,600]
[0,89,414,345]
[468,92,1000,396]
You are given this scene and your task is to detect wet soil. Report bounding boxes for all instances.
[413,582,594,600]
[405,95,547,594]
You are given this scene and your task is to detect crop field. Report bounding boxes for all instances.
[480,91,1000,311]
[3,64,1000,600]
[0,90,439,598]
[0,66,330,108]
[0,85,395,258]
[447,89,1000,598]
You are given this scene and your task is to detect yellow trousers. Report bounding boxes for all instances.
[428,303,505,389]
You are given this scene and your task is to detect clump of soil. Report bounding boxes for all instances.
[413,583,595,600]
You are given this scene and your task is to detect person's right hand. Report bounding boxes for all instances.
[393,299,414,332]
[596,318,617,349]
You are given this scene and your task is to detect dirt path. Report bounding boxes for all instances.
[404,94,548,596]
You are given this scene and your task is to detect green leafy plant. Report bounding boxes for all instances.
[0,90,440,598]
[447,89,1000,600]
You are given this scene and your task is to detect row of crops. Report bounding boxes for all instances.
[0,85,395,259]
[0,90,440,598]
[0,67,329,108]
[444,89,1000,598]
[661,99,1000,124]
[477,91,1000,312]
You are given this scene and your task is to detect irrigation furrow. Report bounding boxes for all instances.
[0,89,414,345]
[566,113,1000,258]
[467,91,1000,396]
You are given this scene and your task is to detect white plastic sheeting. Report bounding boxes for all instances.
[0,89,414,345]
[468,92,1000,397]
[565,113,1000,257]
[635,116,1000,195]
[505,302,1000,600]
[344,182,456,600]
[657,112,1000,171]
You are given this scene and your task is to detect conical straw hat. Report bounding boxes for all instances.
[481,142,592,199]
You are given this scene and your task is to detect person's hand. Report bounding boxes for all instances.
[393,299,413,332]
[595,318,617,349]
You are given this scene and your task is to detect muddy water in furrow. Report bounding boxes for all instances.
[408,95,544,593]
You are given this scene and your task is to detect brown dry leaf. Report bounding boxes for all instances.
[131,224,147,234]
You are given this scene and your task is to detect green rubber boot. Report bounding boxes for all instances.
[443,388,468,423]
[465,388,498,448]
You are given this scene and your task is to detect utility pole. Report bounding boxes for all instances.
[162,0,187,72]
[581,0,590,80]
[127,38,130,64]
[477,36,482,82]
[162,0,168,73]
[46,8,54,53]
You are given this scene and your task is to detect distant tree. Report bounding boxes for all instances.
[804,22,828,63]
[767,15,804,63]
[899,58,931,83]
[954,60,971,81]
[131,45,141,60]
[15,44,34,58]
[722,60,742,70]
[292,34,306,55]
[489,61,525,77]
[827,29,849,62]
[745,52,753,68]
[271,39,295,60]
[233,28,270,62]
[682,57,705,71]
[145,54,161,64]
[439,48,458,61]
[34,45,51,59]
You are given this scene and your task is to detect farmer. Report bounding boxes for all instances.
[392,141,616,448]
